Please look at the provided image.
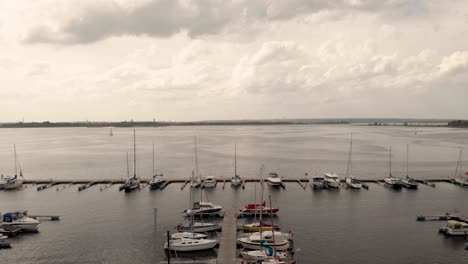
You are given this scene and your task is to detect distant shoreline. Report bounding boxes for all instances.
[0,118,461,128]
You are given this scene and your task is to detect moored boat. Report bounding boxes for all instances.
[309,176,325,189]
[231,143,243,187]
[237,231,293,251]
[439,220,468,236]
[384,147,402,189]
[324,173,340,188]
[203,176,217,188]
[177,222,222,232]
[241,201,279,215]
[0,212,39,231]
[164,237,218,251]
[243,221,280,232]
[345,177,362,189]
[170,232,208,240]
[401,176,419,189]
[184,201,223,216]
[266,172,282,187]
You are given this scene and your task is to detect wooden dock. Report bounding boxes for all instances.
[217,208,239,264]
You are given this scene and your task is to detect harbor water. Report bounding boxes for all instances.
[0,125,467,263]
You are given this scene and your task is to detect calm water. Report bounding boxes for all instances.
[0,125,467,263]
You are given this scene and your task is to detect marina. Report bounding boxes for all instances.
[0,125,468,263]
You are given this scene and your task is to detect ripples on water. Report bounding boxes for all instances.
[0,125,467,263]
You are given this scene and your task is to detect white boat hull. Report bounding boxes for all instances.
[164,238,218,251]
[238,238,290,251]
[204,182,217,188]
[241,250,288,262]
[171,232,207,240]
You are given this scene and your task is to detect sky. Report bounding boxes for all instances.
[1,0,468,122]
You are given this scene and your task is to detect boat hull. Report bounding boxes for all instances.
[164,239,218,251]
[238,238,291,251]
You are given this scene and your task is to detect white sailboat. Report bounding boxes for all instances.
[149,141,164,189]
[121,130,140,192]
[190,137,202,188]
[401,144,419,189]
[231,143,242,187]
[1,145,24,190]
[452,148,468,186]
[203,176,217,188]
[384,147,402,189]
[344,134,362,189]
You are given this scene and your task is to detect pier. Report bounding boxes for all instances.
[217,208,238,264]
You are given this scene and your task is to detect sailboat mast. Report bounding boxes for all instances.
[126,152,130,178]
[133,130,136,178]
[460,148,463,179]
[234,143,237,177]
[194,137,199,179]
[269,195,277,258]
[406,144,409,177]
[389,147,392,177]
[14,144,17,176]
[152,140,155,176]
[346,133,352,178]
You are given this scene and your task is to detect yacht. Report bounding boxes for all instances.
[0,211,39,231]
[241,250,289,263]
[171,232,207,240]
[177,222,222,232]
[439,220,468,236]
[309,176,325,189]
[231,143,243,187]
[243,221,279,232]
[203,176,217,188]
[401,176,419,189]
[184,201,223,216]
[121,130,140,192]
[345,177,362,189]
[240,201,279,215]
[164,237,218,251]
[384,147,402,189]
[237,231,292,250]
[1,175,24,190]
[266,172,282,187]
[123,175,140,192]
[149,174,164,189]
[323,173,340,188]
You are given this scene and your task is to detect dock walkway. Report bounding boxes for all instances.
[217,208,238,264]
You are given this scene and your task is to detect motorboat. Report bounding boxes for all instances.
[384,176,402,189]
[243,221,280,232]
[177,222,222,232]
[240,201,279,215]
[345,177,362,189]
[231,175,242,187]
[0,212,39,231]
[309,176,325,189]
[266,172,282,187]
[149,173,164,189]
[164,237,218,251]
[184,201,223,216]
[439,220,468,236]
[203,176,217,188]
[171,232,208,240]
[237,231,292,250]
[401,176,419,189]
[323,173,340,188]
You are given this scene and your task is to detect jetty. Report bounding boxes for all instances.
[217,208,238,264]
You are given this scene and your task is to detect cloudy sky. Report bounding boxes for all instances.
[1,0,467,122]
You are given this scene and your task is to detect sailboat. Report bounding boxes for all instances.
[401,144,419,189]
[1,145,24,190]
[452,148,468,186]
[384,147,402,189]
[344,134,362,189]
[231,143,242,187]
[121,130,140,192]
[149,141,164,189]
[190,137,202,188]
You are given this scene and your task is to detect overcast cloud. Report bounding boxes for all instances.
[0,0,467,121]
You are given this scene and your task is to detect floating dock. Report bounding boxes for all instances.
[217,208,238,264]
